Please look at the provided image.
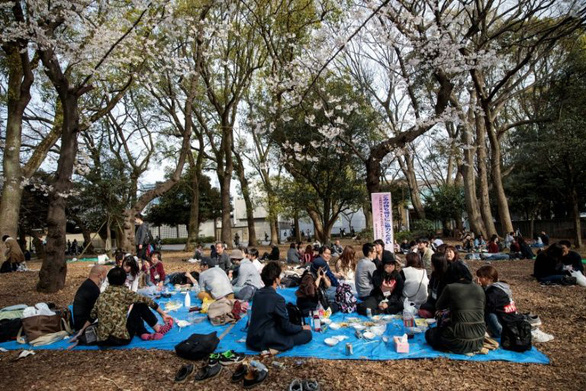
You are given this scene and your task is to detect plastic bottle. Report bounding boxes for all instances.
[403,308,414,338]
[184,291,191,308]
[316,302,324,318]
[313,312,321,332]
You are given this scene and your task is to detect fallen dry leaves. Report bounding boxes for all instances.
[0,245,585,390]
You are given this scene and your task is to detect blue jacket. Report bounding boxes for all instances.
[246,286,303,352]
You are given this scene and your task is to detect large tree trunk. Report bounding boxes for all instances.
[38,93,79,293]
[0,44,34,262]
[185,157,201,252]
[234,153,257,246]
[398,151,426,219]
[307,209,326,243]
[475,111,497,237]
[486,121,514,235]
[460,121,486,237]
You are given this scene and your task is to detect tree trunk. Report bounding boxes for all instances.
[460,121,486,237]
[234,153,257,246]
[0,45,34,262]
[570,188,582,248]
[475,111,497,237]
[398,151,426,219]
[270,218,279,245]
[486,121,514,235]
[31,232,45,260]
[294,213,301,243]
[38,93,79,293]
[185,167,201,252]
[307,209,325,243]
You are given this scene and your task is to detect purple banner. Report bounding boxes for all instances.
[371,192,394,252]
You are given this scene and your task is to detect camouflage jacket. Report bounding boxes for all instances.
[90,285,158,341]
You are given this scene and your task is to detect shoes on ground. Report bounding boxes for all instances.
[243,365,268,389]
[174,363,194,383]
[194,361,222,382]
[220,350,245,365]
[531,328,554,343]
[523,313,542,329]
[231,363,248,383]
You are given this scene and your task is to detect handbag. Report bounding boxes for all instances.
[20,308,72,342]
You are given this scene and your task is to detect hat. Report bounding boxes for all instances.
[311,257,328,273]
[200,257,216,267]
[230,249,244,260]
[382,252,397,265]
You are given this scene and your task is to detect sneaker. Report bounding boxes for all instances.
[524,314,542,329]
[531,328,554,343]
[208,353,221,365]
[158,319,174,335]
[174,363,195,383]
[220,350,245,365]
[231,363,248,383]
[302,380,320,391]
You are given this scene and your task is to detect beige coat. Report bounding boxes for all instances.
[4,237,25,264]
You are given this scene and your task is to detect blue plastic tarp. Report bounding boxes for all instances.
[0,288,549,364]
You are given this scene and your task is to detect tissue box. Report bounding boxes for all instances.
[393,336,409,353]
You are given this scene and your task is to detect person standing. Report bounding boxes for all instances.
[135,214,150,261]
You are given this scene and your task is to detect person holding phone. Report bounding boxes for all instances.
[295,256,339,316]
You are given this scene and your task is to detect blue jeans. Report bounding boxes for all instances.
[538,275,566,284]
[482,253,510,261]
[486,312,502,338]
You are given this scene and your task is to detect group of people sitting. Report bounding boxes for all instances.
[68,234,581,356]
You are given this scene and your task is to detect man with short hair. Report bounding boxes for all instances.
[213,242,232,272]
[198,257,234,301]
[232,249,264,301]
[135,214,150,260]
[417,238,434,273]
[355,243,377,300]
[373,239,395,270]
[73,265,108,330]
[560,240,584,273]
[247,262,312,352]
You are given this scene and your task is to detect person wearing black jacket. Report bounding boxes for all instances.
[357,256,404,315]
[247,262,312,352]
[72,265,108,330]
[533,242,574,284]
[476,265,518,338]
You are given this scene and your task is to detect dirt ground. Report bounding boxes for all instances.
[0,241,585,391]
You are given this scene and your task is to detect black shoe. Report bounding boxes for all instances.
[231,363,248,383]
[303,379,320,391]
[243,367,268,389]
[219,350,245,365]
[174,363,194,383]
[194,362,222,382]
[561,276,577,286]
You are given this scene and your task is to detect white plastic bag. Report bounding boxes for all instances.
[570,270,586,287]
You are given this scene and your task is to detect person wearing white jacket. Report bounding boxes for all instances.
[401,252,429,308]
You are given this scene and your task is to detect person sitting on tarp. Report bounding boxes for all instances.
[425,262,485,354]
[232,248,264,301]
[357,255,404,316]
[73,267,173,345]
[72,265,108,331]
[296,255,339,316]
[247,262,312,352]
[197,257,234,301]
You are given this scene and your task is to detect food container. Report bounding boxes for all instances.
[324,338,339,346]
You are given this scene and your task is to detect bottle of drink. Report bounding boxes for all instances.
[316,301,324,318]
[313,312,321,332]
[184,291,191,308]
[403,308,414,338]
[366,308,372,319]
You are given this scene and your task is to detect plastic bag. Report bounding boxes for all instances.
[570,270,586,287]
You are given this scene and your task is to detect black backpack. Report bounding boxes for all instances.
[286,302,305,326]
[175,332,220,360]
[501,315,532,352]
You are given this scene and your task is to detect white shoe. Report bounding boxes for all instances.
[531,328,554,343]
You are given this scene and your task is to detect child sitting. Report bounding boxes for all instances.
[476,265,518,338]
[142,251,166,288]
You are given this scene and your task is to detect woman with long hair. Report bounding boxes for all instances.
[401,252,429,308]
[335,245,356,281]
[302,244,315,265]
